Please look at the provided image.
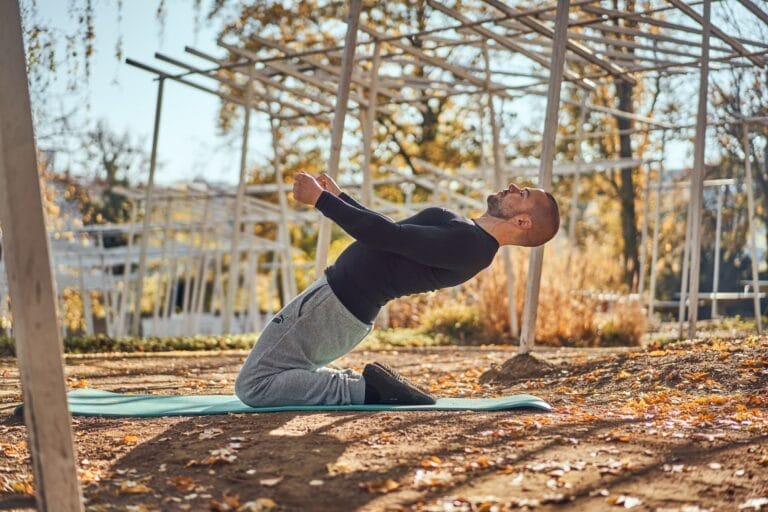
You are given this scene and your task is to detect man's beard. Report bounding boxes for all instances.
[487,194,507,219]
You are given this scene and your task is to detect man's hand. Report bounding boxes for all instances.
[292,172,324,206]
[317,172,342,196]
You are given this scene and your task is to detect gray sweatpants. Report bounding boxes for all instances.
[234,275,374,406]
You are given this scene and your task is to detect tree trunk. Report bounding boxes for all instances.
[615,80,640,289]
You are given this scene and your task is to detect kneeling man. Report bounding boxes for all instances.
[235,171,559,406]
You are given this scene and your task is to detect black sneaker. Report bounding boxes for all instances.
[363,362,437,405]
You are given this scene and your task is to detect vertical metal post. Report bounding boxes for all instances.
[744,122,762,333]
[223,63,253,333]
[314,0,363,278]
[361,40,381,208]
[132,77,165,336]
[483,43,518,337]
[0,2,83,508]
[686,0,710,338]
[519,0,571,353]
[711,185,724,319]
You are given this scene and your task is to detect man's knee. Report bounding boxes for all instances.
[234,368,272,407]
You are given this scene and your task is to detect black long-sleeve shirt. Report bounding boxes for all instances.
[315,190,499,323]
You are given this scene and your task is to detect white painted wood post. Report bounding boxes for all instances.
[268,114,297,299]
[151,197,173,335]
[190,197,211,333]
[361,40,381,208]
[678,180,694,338]
[638,165,651,296]
[743,122,762,333]
[686,0,710,339]
[711,185,724,319]
[0,2,83,509]
[96,232,114,336]
[117,201,138,337]
[519,0,571,354]
[78,253,94,335]
[132,77,165,336]
[567,97,588,242]
[223,64,253,333]
[314,0,363,278]
[484,43,519,338]
[648,160,665,321]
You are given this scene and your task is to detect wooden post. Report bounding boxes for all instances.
[686,0,710,339]
[710,185,724,319]
[484,43,518,337]
[0,2,83,509]
[361,40,381,207]
[132,77,165,336]
[223,64,253,333]
[744,122,762,333]
[314,0,363,278]
[518,0,571,354]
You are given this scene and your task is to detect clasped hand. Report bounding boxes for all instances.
[292,172,341,206]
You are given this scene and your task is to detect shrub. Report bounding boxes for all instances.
[596,299,646,346]
[383,237,645,347]
[358,328,444,350]
[418,304,484,344]
[0,333,260,357]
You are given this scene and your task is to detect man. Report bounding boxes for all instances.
[235,171,559,407]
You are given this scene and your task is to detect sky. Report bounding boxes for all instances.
[23,0,758,191]
[28,0,273,186]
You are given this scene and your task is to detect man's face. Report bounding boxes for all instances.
[486,183,547,219]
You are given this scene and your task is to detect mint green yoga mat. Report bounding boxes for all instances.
[26,389,551,417]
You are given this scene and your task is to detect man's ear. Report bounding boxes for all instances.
[512,214,532,230]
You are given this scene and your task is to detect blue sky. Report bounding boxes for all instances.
[28,0,272,186]
[25,1,751,189]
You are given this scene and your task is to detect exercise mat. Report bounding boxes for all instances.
[17,389,552,417]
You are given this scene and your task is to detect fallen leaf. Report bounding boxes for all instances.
[199,428,224,440]
[122,434,139,445]
[259,476,283,487]
[118,480,152,494]
[326,461,353,475]
[419,455,443,468]
[361,479,399,494]
[239,498,278,512]
[739,497,768,510]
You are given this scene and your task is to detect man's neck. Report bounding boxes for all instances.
[473,214,508,246]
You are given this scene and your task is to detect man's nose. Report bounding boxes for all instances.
[507,183,519,193]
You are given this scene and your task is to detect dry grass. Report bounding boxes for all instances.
[387,238,646,347]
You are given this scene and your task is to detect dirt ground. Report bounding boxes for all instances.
[1,333,767,511]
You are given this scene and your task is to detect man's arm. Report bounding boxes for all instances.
[315,190,468,269]
[317,172,393,221]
